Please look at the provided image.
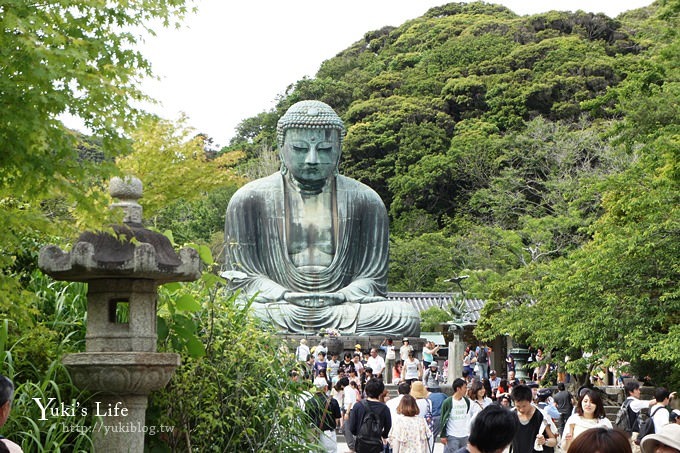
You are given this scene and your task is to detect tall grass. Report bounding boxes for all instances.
[1,271,95,451]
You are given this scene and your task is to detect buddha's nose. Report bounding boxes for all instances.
[305,147,319,164]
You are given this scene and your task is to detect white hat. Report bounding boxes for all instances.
[641,423,680,453]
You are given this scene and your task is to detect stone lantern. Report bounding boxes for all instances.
[38,176,201,452]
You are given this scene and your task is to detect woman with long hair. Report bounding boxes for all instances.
[468,380,493,420]
[562,389,613,451]
[388,394,432,453]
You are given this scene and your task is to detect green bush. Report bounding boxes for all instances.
[147,273,320,452]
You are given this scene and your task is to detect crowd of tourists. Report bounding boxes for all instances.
[294,338,680,453]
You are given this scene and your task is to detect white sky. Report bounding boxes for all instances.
[117,0,654,147]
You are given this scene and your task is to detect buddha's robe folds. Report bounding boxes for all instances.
[224,172,420,336]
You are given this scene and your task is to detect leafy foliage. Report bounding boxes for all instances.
[149,254,317,452]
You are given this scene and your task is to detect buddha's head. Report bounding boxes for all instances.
[277,101,346,192]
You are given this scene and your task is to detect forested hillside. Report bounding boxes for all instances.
[228,1,679,383]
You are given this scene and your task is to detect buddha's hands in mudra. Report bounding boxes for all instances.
[283,292,385,307]
[283,292,346,308]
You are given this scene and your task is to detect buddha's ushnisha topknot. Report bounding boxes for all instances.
[277,100,345,148]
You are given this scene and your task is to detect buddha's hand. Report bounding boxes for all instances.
[283,292,346,308]
[359,296,386,303]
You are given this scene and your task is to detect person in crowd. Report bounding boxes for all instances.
[651,388,676,434]
[361,367,374,397]
[462,370,473,387]
[362,352,370,368]
[403,350,422,385]
[387,382,412,422]
[423,362,443,391]
[497,394,512,408]
[568,427,632,453]
[670,409,680,425]
[622,381,657,445]
[456,404,519,453]
[314,351,328,378]
[640,423,680,453]
[352,353,365,377]
[506,353,515,374]
[367,348,386,380]
[349,379,392,452]
[332,378,349,430]
[327,352,341,382]
[507,370,519,387]
[316,340,328,357]
[296,338,310,362]
[463,345,474,376]
[553,382,574,436]
[475,344,490,380]
[400,338,413,362]
[344,380,361,451]
[304,354,316,380]
[562,389,612,451]
[317,369,330,387]
[381,338,397,384]
[388,394,431,453]
[441,378,472,452]
[497,379,509,397]
[468,380,493,422]
[393,359,404,385]
[482,379,493,402]
[306,377,342,453]
[422,341,440,368]
[489,370,501,396]
[354,344,363,355]
[533,348,547,383]
[428,387,448,439]
[536,388,560,427]
[510,384,558,452]
[339,352,355,375]
[0,376,22,453]
[410,382,432,421]
[348,369,361,388]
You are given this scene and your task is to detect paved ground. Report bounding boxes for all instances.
[335,441,445,452]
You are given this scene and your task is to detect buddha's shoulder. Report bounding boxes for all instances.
[337,175,378,196]
[231,173,282,199]
[337,175,382,200]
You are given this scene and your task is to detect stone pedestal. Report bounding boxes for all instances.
[448,339,466,384]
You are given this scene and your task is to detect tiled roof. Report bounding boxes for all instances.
[387,292,486,322]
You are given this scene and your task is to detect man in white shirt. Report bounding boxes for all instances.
[440,378,471,452]
[488,370,501,394]
[386,382,411,421]
[366,348,386,379]
[651,387,676,434]
[622,381,657,449]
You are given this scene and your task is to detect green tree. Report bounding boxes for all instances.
[0,0,195,322]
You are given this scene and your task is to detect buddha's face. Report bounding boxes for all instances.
[281,128,340,189]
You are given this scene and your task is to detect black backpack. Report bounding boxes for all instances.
[615,399,637,432]
[355,400,384,453]
[478,347,488,363]
[636,406,662,445]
